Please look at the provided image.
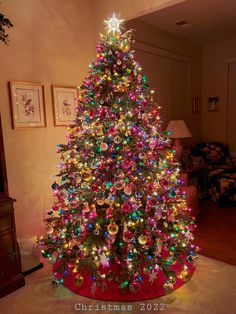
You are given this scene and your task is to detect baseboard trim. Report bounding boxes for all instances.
[22,262,44,276]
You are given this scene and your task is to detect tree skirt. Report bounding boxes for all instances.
[53,257,196,301]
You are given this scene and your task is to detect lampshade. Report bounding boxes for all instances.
[166,120,191,139]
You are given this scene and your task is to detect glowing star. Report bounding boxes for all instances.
[148,269,157,285]
[104,13,124,33]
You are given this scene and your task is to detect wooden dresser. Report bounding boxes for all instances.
[0,197,25,297]
[0,116,25,298]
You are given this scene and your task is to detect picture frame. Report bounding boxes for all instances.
[192,97,200,113]
[9,81,46,129]
[51,85,78,126]
[208,97,219,112]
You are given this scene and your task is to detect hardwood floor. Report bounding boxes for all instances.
[194,199,236,266]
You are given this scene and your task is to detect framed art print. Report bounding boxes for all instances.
[51,85,78,126]
[9,81,46,129]
[208,97,219,112]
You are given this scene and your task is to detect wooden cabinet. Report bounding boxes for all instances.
[0,116,25,298]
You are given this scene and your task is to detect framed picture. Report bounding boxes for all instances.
[9,81,46,129]
[192,97,200,113]
[51,85,78,126]
[208,97,219,112]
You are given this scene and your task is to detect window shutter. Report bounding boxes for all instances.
[135,46,189,127]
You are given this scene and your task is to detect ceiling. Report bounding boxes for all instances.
[138,0,236,44]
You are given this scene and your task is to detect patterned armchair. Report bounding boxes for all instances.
[191,142,236,207]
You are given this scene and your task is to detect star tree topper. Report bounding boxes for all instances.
[104,13,124,34]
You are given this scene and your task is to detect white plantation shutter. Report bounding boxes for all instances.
[227,61,236,156]
[135,43,190,127]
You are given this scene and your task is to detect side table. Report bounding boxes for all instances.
[181,165,208,199]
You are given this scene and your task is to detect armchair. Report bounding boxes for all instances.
[191,142,236,207]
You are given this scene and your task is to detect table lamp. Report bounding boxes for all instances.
[166,120,192,160]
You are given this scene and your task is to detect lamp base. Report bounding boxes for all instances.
[172,138,183,161]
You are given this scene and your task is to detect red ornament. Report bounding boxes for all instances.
[121,202,131,213]
[122,229,134,243]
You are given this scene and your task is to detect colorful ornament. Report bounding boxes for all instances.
[121,202,131,213]
[83,202,90,212]
[124,185,133,195]
[114,180,124,190]
[97,198,105,206]
[122,229,134,243]
[73,273,84,287]
[114,135,122,144]
[138,234,148,245]
[107,222,119,235]
[129,281,141,293]
[100,142,108,151]
[45,225,54,234]
[48,256,56,265]
[163,282,174,293]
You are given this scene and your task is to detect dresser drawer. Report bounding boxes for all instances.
[0,255,19,282]
[0,212,12,232]
[0,231,15,257]
[0,202,13,214]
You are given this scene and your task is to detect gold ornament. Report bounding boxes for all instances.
[48,256,56,265]
[73,273,84,287]
[107,222,119,235]
[114,135,122,144]
[178,221,186,230]
[163,282,174,293]
[100,142,108,151]
[45,225,54,234]
[82,171,92,182]
[97,198,105,206]
[138,234,148,245]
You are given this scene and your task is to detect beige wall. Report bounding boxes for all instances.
[92,0,185,34]
[201,37,236,142]
[126,19,202,142]
[0,0,95,238]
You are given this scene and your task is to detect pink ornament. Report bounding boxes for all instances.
[100,142,108,151]
[124,186,132,195]
[137,142,143,149]
[52,205,58,211]
[106,235,116,244]
[122,160,132,169]
[83,202,90,212]
[105,207,114,219]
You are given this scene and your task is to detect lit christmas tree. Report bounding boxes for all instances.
[40,14,198,300]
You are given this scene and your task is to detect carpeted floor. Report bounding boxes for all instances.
[0,255,236,314]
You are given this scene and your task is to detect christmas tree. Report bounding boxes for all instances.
[40,14,198,299]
